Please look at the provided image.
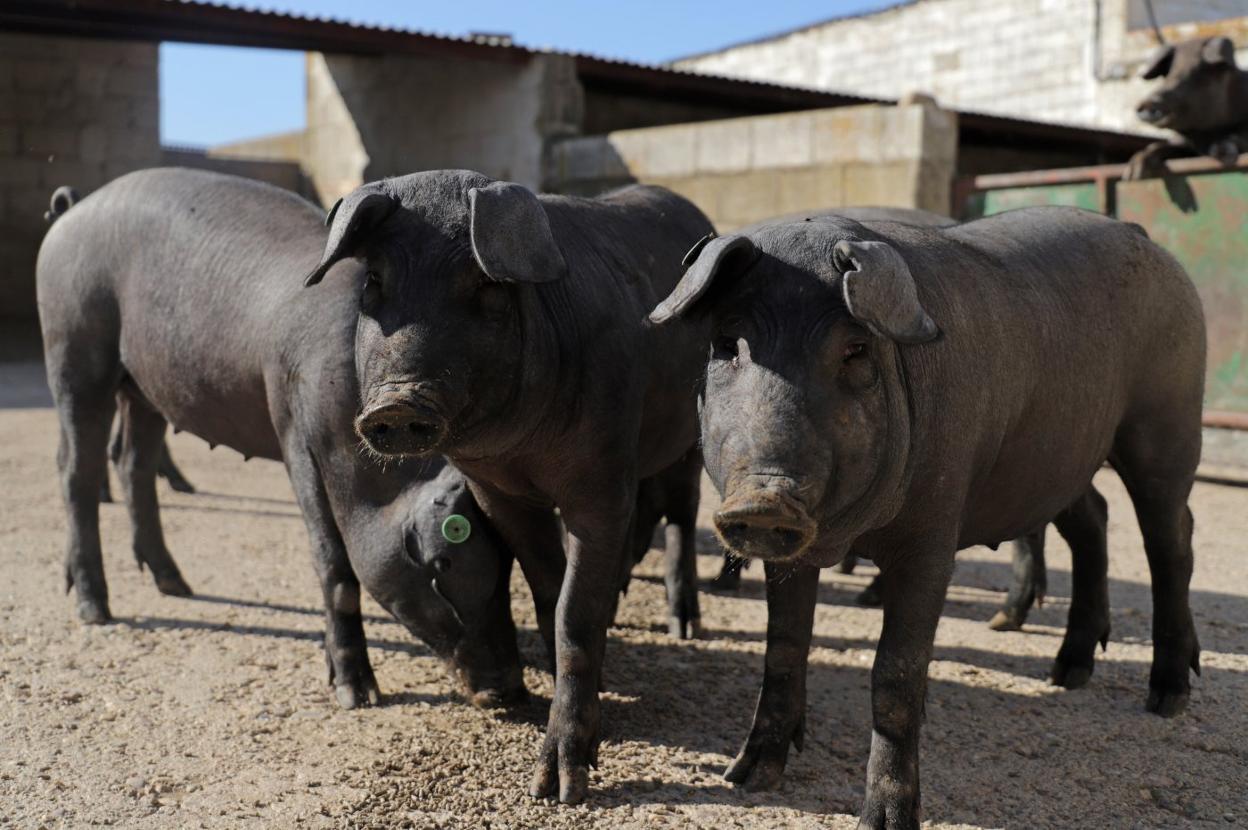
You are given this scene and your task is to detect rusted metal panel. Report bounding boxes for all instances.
[1117,172,1248,416]
[958,155,1248,421]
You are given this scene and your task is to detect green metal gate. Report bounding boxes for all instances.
[957,155,1248,421]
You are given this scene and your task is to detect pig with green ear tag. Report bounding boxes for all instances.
[649,206,1205,828]
[304,170,714,804]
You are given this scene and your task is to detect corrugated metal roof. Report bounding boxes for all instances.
[0,0,1154,151]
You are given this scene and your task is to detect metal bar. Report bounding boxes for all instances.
[969,153,1248,191]
[1204,410,1248,431]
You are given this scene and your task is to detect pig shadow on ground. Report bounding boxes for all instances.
[187,593,393,626]
[582,634,1246,825]
[716,558,1248,658]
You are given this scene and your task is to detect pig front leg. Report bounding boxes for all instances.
[724,562,819,790]
[529,480,635,804]
[285,451,379,709]
[858,548,953,830]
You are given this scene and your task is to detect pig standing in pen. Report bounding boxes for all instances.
[650,205,1204,827]
[37,169,527,708]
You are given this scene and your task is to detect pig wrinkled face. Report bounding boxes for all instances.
[650,223,937,564]
[302,174,567,459]
[369,467,526,707]
[1136,38,1240,133]
[352,236,526,457]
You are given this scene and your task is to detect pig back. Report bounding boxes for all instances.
[45,168,336,459]
[888,207,1205,543]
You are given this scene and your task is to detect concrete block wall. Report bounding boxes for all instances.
[546,102,958,230]
[304,51,582,207]
[674,0,1248,134]
[0,33,160,320]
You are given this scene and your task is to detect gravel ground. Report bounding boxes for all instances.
[2,369,1246,829]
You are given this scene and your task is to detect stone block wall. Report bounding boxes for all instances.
[546,102,958,230]
[674,0,1248,134]
[0,33,160,320]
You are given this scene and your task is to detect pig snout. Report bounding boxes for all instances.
[356,387,448,456]
[465,667,529,709]
[714,482,817,562]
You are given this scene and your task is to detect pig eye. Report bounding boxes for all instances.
[477,282,511,321]
[712,336,739,361]
[432,556,452,573]
[844,342,867,361]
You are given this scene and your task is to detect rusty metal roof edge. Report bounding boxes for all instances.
[5,0,1162,148]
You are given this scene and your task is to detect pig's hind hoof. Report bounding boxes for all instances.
[668,615,703,640]
[154,572,193,597]
[987,609,1023,632]
[1145,687,1189,718]
[724,750,786,792]
[76,598,111,625]
[1050,661,1093,690]
[333,673,382,710]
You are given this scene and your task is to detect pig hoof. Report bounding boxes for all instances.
[1145,687,1189,718]
[334,677,382,710]
[76,598,111,625]
[470,685,529,709]
[167,478,196,494]
[987,610,1023,632]
[858,789,920,830]
[724,751,786,791]
[558,765,589,805]
[668,615,703,640]
[154,572,193,597]
[1050,662,1093,690]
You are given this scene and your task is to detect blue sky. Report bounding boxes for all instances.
[160,0,897,146]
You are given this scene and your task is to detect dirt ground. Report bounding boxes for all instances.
[2,363,1247,829]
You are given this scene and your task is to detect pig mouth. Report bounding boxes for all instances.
[713,487,818,562]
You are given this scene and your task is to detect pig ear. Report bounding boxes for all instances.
[304,191,398,287]
[468,182,567,283]
[1202,37,1236,67]
[649,234,758,324]
[1141,45,1175,79]
[835,240,939,344]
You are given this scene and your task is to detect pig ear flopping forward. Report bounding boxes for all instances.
[648,234,759,324]
[834,239,939,344]
[304,190,398,286]
[468,182,567,283]
[1141,45,1175,79]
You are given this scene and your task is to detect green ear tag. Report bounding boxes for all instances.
[441,514,471,544]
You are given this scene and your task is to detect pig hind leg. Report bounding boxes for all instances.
[1109,413,1201,717]
[46,332,121,623]
[1048,487,1110,689]
[989,528,1048,631]
[114,385,193,597]
[662,471,702,640]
